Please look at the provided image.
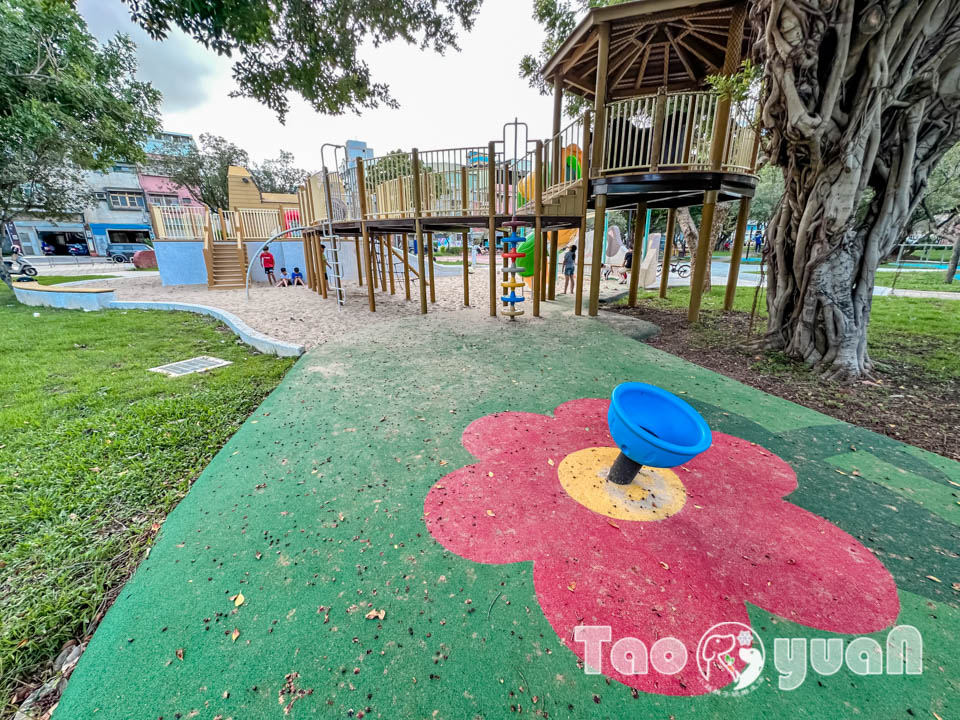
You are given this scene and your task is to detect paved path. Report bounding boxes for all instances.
[873,286,960,300]
[56,309,957,719]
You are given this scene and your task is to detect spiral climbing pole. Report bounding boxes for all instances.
[500,218,529,320]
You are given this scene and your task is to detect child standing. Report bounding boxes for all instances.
[562,245,576,294]
[260,247,276,284]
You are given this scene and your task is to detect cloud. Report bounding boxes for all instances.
[77,0,224,113]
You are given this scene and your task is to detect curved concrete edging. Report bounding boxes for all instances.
[107,301,305,357]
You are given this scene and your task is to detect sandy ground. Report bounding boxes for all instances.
[98,268,672,349]
[108,271,490,349]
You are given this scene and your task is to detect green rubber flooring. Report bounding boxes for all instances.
[56,311,958,719]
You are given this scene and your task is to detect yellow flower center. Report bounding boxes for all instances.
[557,446,686,521]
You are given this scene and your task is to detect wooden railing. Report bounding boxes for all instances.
[152,205,302,248]
[294,93,756,230]
[600,88,759,175]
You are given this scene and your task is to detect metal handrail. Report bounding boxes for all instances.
[244,226,308,299]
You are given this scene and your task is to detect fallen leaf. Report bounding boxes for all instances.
[485,509,496,517]
[547,459,554,466]
[487,472,494,477]
[926,575,941,583]
[365,609,386,620]
[234,592,245,607]
[607,520,619,529]
[439,460,448,466]
[567,582,576,591]
[176,648,184,661]
[231,628,240,642]
[659,561,670,570]
[255,552,262,560]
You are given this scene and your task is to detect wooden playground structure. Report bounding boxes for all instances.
[152,0,761,322]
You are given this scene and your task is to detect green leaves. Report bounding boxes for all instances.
[123,0,483,120]
[0,0,161,229]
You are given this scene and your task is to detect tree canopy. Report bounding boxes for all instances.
[122,0,483,120]
[160,133,248,211]
[250,151,308,195]
[0,0,161,221]
[0,0,161,284]
[161,134,309,209]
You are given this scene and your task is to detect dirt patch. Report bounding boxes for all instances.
[608,304,960,461]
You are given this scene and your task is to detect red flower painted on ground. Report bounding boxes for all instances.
[423,398,899,696]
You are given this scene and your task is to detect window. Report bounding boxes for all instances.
[147,193,180,206]
[181,198,192,205]
[109,191,145,210]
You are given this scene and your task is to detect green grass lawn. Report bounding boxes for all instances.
[875,270,960,293]
[622,286,960,380]
[32,275,115,286]
[0,287,294,710]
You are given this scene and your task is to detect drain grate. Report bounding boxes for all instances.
[149,355,233,377]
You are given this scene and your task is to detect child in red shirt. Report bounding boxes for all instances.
[260,248,276,284]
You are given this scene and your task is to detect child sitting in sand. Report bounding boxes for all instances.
[290,267,305,286]
[276,268,291,287]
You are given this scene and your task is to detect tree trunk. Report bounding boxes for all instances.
[946,239,960,283]
[752,0,960,380]
[0,260,11,290]
[676,204,730,293]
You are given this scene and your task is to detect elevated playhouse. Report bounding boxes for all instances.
[151,0,760,322]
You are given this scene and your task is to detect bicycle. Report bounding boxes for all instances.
[657,261,690,278]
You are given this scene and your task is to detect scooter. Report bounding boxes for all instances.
[4,254,38,277]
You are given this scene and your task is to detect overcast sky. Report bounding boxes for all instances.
[78,0,563,171]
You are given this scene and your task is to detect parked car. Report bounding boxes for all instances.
[67,243,89,256]
[107,242,152,263]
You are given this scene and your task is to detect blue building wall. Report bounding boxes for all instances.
[155,241,207,286]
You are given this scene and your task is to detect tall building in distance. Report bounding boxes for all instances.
[345,140,374,169]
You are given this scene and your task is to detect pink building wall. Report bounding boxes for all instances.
[137,174,200,205]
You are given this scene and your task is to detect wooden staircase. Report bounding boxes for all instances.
[204,242,248,290]
[517,179,585,217]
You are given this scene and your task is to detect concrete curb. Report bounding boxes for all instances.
[107,301,305,357]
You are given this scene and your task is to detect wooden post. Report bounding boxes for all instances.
[533,140,544,318]
[303,231,315,291]
[688,192,716,322]
[724,198,751,310]
[649,88,668,172]
[575,110,591,316]
[426,232,436,303]
[461,166,470,307]
[412,149,428,315]
[356,157,376,312]
[354,238,364,286]
[548,73,564,300]
[659,208,677,299]
[487,141,498,317]
[203,209,214,251]
[590,22,611,174]
[690,2,745,323]
[627,202,647,306]
[588,193,607,316]
[401,232,411,300]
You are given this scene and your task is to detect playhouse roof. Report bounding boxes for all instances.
[541,0,753,100]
